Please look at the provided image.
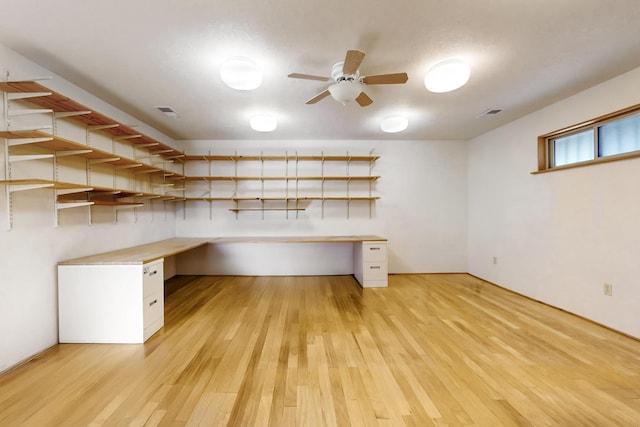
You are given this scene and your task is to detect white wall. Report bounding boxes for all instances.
[175,139,469,274]
[468,66,640,338]
[0,44,178,372]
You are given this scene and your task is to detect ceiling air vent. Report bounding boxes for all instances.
[477,108,502,119]
[155,106,180,118]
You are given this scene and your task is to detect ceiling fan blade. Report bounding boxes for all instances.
[305,90,331,104]
[288,73,331,82]
[355,92,373,107]
[362,73,409,85]
[343,50,365,75]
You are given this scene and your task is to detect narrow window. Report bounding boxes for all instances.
[536,103,640,173]
[551,129,594,167]
[598,113,640,157]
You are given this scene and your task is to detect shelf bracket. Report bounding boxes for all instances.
[54,111,92,118]
[113,134,142,141]
[55,149,93,158]
[9,154,55,162]
[135,154,160,160]
[57,201,95,210]
[151,158,173,164]
[8,182,54,193]
[8,92,52,100]
[89,157,120,164]
[5,126,53,133]
[7,137,54,147]
[136,143,160,149]
[114,164,142,170]
[4,76,53,84]
[88,124,119,131]
[8,108,53,116]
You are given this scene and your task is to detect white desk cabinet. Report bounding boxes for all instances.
[58,259,164,343]
[353,240,388,287]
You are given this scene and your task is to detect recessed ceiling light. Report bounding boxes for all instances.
[380,116,408,133]
[220,57,263,90]
[424,59,471,93]
[250,114,277,132]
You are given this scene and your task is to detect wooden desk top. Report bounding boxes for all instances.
[58,236,387,266]
[58,238,211,265]
[208,235,387,244]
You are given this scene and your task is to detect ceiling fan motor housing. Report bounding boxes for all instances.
[331,61,359,82]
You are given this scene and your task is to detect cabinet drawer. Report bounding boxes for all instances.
[362,243,387,261]
[362,262,388,280]
[143,291,164,329]
[143,260,163,297]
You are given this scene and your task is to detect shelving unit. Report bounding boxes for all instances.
[182,152,380,219]
[1,77,382,226]
[0,77,186,228]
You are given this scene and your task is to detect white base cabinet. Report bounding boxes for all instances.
[353,241,388,287]
[58,259,164,343]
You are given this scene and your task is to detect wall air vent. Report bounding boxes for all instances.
[155,106,180,118]
[477,108,502,119]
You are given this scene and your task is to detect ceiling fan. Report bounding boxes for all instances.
[288,49,408,107]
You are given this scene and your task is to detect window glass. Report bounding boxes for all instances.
[599,114,640,157]
[553,130,594,167]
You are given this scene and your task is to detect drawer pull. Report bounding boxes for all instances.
[149,299,158,307]
[369,247,381,251]
[149,270,158,277]
[370,266,381,270]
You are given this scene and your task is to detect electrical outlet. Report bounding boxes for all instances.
[492,256,497,265]
[603,283,613,296]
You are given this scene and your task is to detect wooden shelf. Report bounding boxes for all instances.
[0,179,93,193]
[182,154,379,162]
[184,176,379,182]
[0,179,182,208]
[180,151,380,218]
[184,196,380,202]
[0,130,183,177]
[229,208,307,212]
[0,80,185,161]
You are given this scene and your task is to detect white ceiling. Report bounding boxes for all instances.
[1,0,640,141]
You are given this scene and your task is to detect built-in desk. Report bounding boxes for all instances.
[177,235,388,287]
[58,238,211,265]
[58,238,210,344]
[58,235,388,343]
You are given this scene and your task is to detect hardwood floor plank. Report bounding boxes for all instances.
[1,273,640,426]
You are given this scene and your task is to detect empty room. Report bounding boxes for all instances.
[1,1,640,425]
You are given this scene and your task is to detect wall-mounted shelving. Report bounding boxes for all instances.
[0,77,186,228]
[1,77,381,226]
[181,152,380,219]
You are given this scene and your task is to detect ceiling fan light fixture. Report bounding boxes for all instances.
[220,57,263,90]
[249,114,277,132]
[424,59,470,93]
[328,80,362,104]
[380,115,409,133]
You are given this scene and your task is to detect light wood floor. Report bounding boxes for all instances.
[1,274,640,426]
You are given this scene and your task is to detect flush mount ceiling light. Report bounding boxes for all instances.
[380,115,409,133]
[424,59,471,93]
[249,114,277,132]
[220,57,263,90]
